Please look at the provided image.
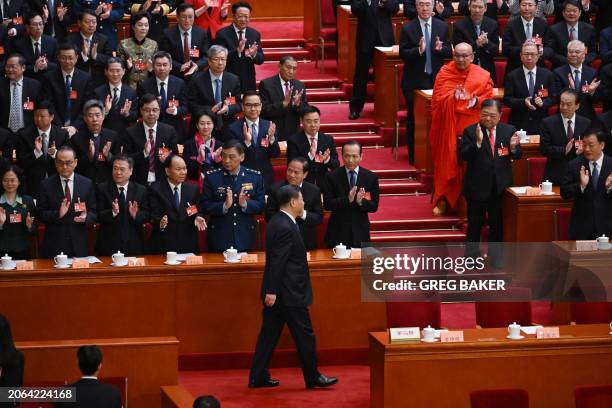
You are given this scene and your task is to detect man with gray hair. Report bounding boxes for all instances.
[71,99,121,185]
[187,44,242,133]
[552,39,601,121]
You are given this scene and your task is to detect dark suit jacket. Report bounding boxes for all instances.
[452,16,499,84]
[265,180,322,250]
[0,128,13,174]
[554,0,596,23]
[226,118,280,190]
[186,70,242,130]
[56,378,122,408]
[601,27,612,68]
[601,63,612,112]
[12,35,58,78]
[42,68,91,126]
[28,0,73,41]
[403,0,452,20]
[65,31,112,86]
[136,75,188,143]
[160,25,209,78]
[96,180,148,255]
[323,166,379,248]
[148,179,202,253]
[0,0,28,36]
[92,83,138,134]
[553,64,599,121]
[16,124,69,197]
[502,17,553,74]
[122,121,178,186]
[183,136,223,181]
[70,126,121,185]
[0,76,41,130]
[540,113,591,184]
[461,122,522,200]
[214,25,264,92]
[36,173,97,258]
[594,111,612,157]
[259,75,307,141]
[286,131,339,187]
[351,0,399,52]
[399,17,452,92]
[261,211,312,307]
[458,0,509,19]
[503,66,555,135]
[560,154,612,240]
[547,21,597,68]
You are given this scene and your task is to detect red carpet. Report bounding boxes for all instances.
[179,365,369,408]
[250,19,304,40]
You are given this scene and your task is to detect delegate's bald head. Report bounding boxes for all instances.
[453,43,474,70]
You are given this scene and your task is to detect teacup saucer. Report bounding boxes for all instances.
[332,252,351,260]
[164,261,181,265]
[420,338,438,343]
[540,191,555,196]
[111,262,129,267]
[223,258,241,263]
[506,335,525,340]
[598,243,612,250]
[54,264,70,269]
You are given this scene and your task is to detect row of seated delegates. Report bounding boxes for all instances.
[0,314,23,408]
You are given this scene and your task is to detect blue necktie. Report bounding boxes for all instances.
[573,70,581,92]
[424,23,432,75]
[65,74,72,125]
[251,122,258,146]
[475,25,480,36]
[591,162,599,191]
[174,186,180,209]
[214,78,222,104]
[160,81,167,109]
[349,170,356,188]
[528,71,535,97]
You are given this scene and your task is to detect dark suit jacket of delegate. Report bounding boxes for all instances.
[452,16,500,84]
[540,113,591,185]
[265,180,323,250]
[351,0,399,53]
[56,378,121,408]
[70,126,121,185]
[552,64,599,121]
[286,131,339,187]
[323,165,379,248]
[560,154,612,240]
[460,122,522,201]
[42,68,91,126]
[214,25,264,92]
[502,16,553,75]
[91,83,139,134]
[160,25,210,78]
[36,173,97,258]
[261,211,312,307]
[96,180,149,256]
[259,74,307,141]
[186,70,242,131]
[0,76,41,131]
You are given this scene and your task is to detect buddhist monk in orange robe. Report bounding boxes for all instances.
[430,43,494,215]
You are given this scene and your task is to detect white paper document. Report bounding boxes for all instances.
[509,187,527,195]
[520,325,543,335]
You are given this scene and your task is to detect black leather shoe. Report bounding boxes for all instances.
[348,111,360,120]
[306,374,338,389]
[248,379,280,388]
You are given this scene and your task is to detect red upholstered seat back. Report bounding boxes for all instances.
[385,302,442,329]
[575,385,612,408]
[554,208,571,241]
[320,0,336,26]
[470,388,529,408]
[475,301,532,327]
[501,107,510,123]
[497,17,509,35]
[273,165,287,183]
[316,212,330,249]
[495,60,506,88]
[570,302,612,324]
[527,157,546,186]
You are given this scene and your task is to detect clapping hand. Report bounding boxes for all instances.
[282,85,293,108]
[194,216,207,231]
[120,99,132,117]
[356,187,366,205]
[111,198,120,215]
[565,138,575,154]
[579,165,590,188]
[242,122,252,145]
[435,36,443,51]
[245,42,259,59]
[238,186,249,208]
[128,201,139,219]
[348,185,358,203]
[419,36,426,55]
[291,89,304,107]
[524,97,537,111]
[224,187,233,209]
[476,124,484,145]
[160,214,168,230]
[0,208,5,226]
[510,132,520,151]
[74,210,87,223]
[25,212,34,230]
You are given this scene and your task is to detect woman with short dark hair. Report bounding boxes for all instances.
[0,166,36,260]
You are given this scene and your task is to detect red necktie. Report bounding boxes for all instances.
[183,31,190,63]
[64,179,71,202]
[488,128,495,157]
[148,129,155,172]
[284,81,290,97]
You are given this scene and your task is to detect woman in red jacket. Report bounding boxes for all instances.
[187,0,231,39]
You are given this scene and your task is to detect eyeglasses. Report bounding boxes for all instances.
[244,103,261,108]
[210,57,227,63]
[56,160,75,167]
[141,108,160,113]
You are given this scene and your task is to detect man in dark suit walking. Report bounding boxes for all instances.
[399,0,452,164]
[137,51,189,143]
[460,99,522,263]
[16,101,69,197]
[123,94,178,186]
[36,145,97,258]
[160,3,209,80]
[265,157,323,250]
[0,54,42,134]
[148,154,206,254]
[42,43,91,127]
[96,154,149,256]
[348,0,399,120]
[547,0,597,69]
[56,345,122,408]
[561,131,612,240]
[323,141,379,248]
[286,106,339,187]
[503,41,555,135]
[214,1,263,93]
[249,184,338,389]
[540,88,591,185]
[552,40,600,121]
[452,0,500,84]
[259,56,308,141]
[12,13,58,79]
[226,91,280,190]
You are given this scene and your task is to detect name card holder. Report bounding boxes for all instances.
[72,259,89,269]
[576,241,598,251]
[16,261,34,270]
[350,248,362,259]
[440,331,464,343]
[186,255,204,265]
[128,258,145,267]
[389,327,420,343]
[536,327,560,339]
[241,254,258,263]
[306,252,311,261]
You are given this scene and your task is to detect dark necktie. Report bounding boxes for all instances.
[159,81,167,109]
[65,74,72,125]
[214,78,222,104]
[567,120,574,142]
[41,132,48,155]
[34,42,41,59]
[528,71,535,97]
[349,170,356,188]
[174,186,180,209]
[148,128,155,172]
[574,70,581,91]
[119,186,126,212]
[183,31,190,63]
[238,30,244,42]
[64,179,71,202]
[251,122,258,146]
[591,162,599,191]
[112,87,119,109]
[569,27,576,41]
[424,23,432,75]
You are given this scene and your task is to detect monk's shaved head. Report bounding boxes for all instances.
[453,43,474,70]
[454,43,473,55]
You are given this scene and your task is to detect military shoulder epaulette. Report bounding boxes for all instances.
[206,168,222,175]
[245,168,261,175]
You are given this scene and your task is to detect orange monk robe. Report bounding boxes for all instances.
[430,62,493,208]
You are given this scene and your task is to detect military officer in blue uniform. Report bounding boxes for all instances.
[200,139,265,252]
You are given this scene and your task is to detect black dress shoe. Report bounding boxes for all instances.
[348,111,360,120]
[306,374,338,389]
[248,378,280,388]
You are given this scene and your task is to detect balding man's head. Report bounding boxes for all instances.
[453,43,474,70]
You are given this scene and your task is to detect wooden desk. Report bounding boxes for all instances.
[373,47,401,128]
[0,251,385,356]
[512,140,543,186]
[370,324,612,408]
[18,336,178,408]
[502,186,572,242]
